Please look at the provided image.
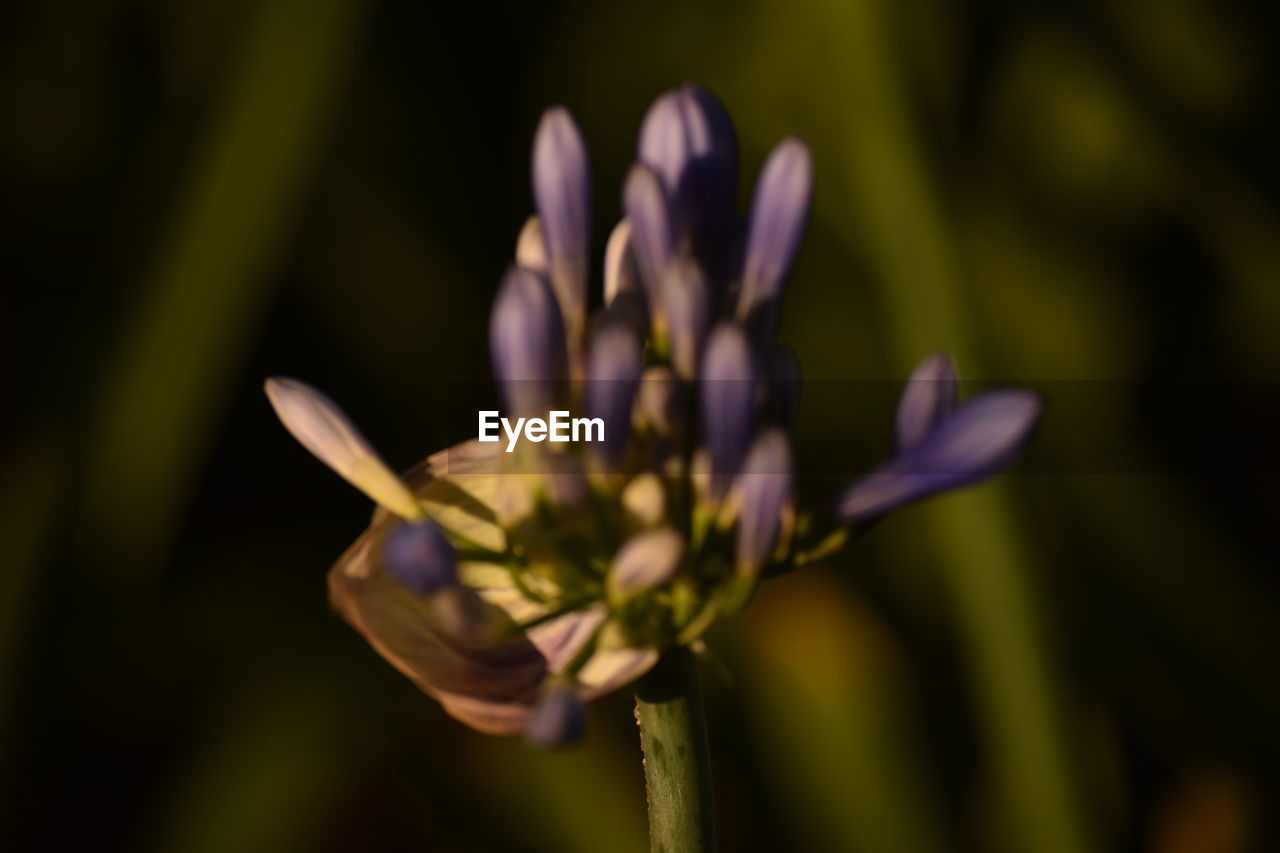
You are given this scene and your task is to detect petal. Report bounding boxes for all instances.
[637,84,738,242]
[515,215,548,273]
[662,257,710,381]
[532,107,591,335]
[734,428,793,573]
[895,353,958,450]
[622,164,674,311]
[621,473,666,527]
[604,219,641,306]
[699,324,757,497]
[489,266,568,418]
[608,526,686,599]
[329,530,547,705]
[264,378,422,520]
[585,321,644,468]
[838,390,1044,522]
[527,604,609,674]
[524,687,588,748]
[736,137,813,337]
[383,519,458,594]
[578,646,660,697]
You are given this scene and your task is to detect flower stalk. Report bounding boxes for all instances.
[635,646,715,853]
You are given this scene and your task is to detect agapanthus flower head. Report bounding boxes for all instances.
[267,84,1042,746]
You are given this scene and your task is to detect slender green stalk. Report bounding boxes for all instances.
[635,647,715,853]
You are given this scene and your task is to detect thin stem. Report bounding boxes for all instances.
[634,646,715,853]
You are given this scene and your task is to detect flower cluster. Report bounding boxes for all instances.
[266,85,1042,746]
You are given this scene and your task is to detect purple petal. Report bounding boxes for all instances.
[524,686,588,748]
[489,266,567,418]
[662,257,710,380]
[609,527,686,598]
[622,164,674,310]
[895,353,958,450]
[700,324,757,498]
[734,428,793,573]
[838,390,1043,522]
[736,137,812,337]
[383,520,458,594]
[637,84,739,247]
[329,540,546,705]
[585,321,644,468]
[532,107,591,335]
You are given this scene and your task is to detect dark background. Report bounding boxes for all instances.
[3,0,1279,850]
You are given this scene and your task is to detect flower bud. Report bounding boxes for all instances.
[586,321,644,469]
[532,107,591,340]
[637,84,738,253]
[662,257,710,381]
[736,137,812,338]
[700,324,756,499]
[621,473,666,527]
[264,378,422,520]
[895,353,958,450]
[608,526,686,600]
[384,519,458,594]
[490,266,567,419]
[839,390,1043,522]
[524,686,588,748]
[622,164,674,315]
[734,429,793,574]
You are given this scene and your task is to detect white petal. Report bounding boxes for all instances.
[265,377,421,519]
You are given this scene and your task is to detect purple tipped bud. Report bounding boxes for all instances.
[384,520,458,594]
[637,84,739,246]
[586,322,644,469]
[532,107,591,336]
[838,390,1043,522]
[490,267,567,418]
[524,686,588,748]
[895,353,958,450]
[700,324,756,498]
[515,215,548,273]
[662,258,710,380]
[609,526,686,599]
[622,164,674,310]
[736,137,812,337]
[734,429,793,574]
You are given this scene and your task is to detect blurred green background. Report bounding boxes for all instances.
[4,0,1279,850]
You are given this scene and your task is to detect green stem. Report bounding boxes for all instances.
[634,647,715,853]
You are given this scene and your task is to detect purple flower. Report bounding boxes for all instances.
[267,87,1044,747]
[838,356,1043,522]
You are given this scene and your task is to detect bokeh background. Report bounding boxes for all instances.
[4,0,1279,850]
